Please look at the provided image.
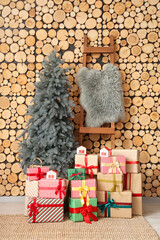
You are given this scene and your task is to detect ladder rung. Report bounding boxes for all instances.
[79,127,115,134]
[83,46,114,54]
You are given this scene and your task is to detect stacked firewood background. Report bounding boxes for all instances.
[0,0,160,197]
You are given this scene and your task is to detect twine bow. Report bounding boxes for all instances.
[108,161,122,175]
[80,204,98,224]
[78,185,90,206]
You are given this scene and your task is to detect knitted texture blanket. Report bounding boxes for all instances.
[76,63,125,127]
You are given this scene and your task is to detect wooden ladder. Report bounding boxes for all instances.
[79,35,115,149]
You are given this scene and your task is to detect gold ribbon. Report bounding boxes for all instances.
[72,180,96,206]
[109,173,122,195]
[107,157,123,174]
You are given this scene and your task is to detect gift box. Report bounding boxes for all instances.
[71,179,96,204]
[68,168,85,180]
[27,166,50,181]
[97,173,123,192]
[97,191,132,218]
[112,149,140,173]
[24,196,30,216]
[28,197,64,223]
[124,173,142,215]
[25,180,39,197]
[69,198,98,223]
[75,154,99,177]
[39,178,67,199]
[100,155,126,174]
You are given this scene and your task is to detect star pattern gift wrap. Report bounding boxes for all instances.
[25,180,39,197]
[68,169,85,180]
[71,179,96,204]
[100,155,126,174]
[69,198,98,223]
[97,191,132,218]
[124,173,142,215]
[112,149,140,173]
[39,178,67,199]
[75,154,99,177]
[27,166,50,181]
[97,173,123,192]
[28,197,64,223]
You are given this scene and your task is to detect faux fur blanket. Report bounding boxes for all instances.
[76,63,125,127]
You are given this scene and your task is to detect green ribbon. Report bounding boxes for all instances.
[98,192,132,217]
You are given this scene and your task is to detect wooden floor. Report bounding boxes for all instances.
[0,197,160,237]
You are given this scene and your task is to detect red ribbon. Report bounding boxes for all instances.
[75,154,98,178]
[27,168,45,180]
[28,198,63,223]
[127,161,139,164]
[69,203,98,224]
[124,174,142,197]
[69,172,83,180]
[55,179,66,199]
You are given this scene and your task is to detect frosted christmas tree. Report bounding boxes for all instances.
[18,51,76,177]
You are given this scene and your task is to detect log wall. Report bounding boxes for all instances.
[0,0,160,197]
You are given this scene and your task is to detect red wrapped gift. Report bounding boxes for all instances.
[27,166,50,181]
[39,178,67,199]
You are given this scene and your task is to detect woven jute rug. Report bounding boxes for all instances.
[0,215,159,240]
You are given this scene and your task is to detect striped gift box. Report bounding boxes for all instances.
[28,197,64,223]
[25,180,39,197]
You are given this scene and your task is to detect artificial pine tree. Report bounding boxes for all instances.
[18,51,76,177]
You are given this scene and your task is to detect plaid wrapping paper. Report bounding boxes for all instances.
[112,149,140,173]
[39,178,67,199]
[124,173,142,215]
[97,190,132,218]
[100,155,126,174]
[25,180,39,197]
[97,173,123,192]
[27,166,50,181]
[28,197,64,223]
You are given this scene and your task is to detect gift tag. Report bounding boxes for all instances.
[77,146,86,154]
[46,170,57,179]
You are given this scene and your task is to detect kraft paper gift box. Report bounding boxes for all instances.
[71,179,96,200]
[97,190,132,218]
[75,154,99,177]
[68,168,85,180]
[28,197,64,223]
[27,166,50,181]
[69,198,98,223]
[25,180,39,197]
[112,149,140,173]
[39,178,67,199]
[124,173,142,215]
[97,173,123,192]
[100,155,126,174]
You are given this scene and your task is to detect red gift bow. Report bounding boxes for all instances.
[69,172,83,180]
[28,197,64,223]
[55,179,66,199]
[69,203,98,224]
[27,167,45,180]
[75,154,98,178]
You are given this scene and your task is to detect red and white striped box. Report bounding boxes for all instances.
[71,179,96,199]
[28,197,64,223]
[27,166,50,181]
[39,178,67,199]
[100,155,126,174]
[25,180,39,197]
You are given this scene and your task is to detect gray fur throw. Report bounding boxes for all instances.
[76,63,125,127]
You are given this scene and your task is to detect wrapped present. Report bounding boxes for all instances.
[28,197,64,223]
[100,155,126,174]
[124,173,142,215]
[68,168,85,180]
[24,196,30,216]
[27,166,50,181]
[69,198,98,223]
[71,179,96,202]
[97,173,123,192]
[112,149,140,173]
[75,154,99,177]
[100,147,111,157]
[39,178,67,199]
[46,170,57,179]
[77,146,86,154]
[25,180,39,197]
[97,191,132,218]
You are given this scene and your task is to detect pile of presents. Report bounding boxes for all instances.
[24,146,142,223]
